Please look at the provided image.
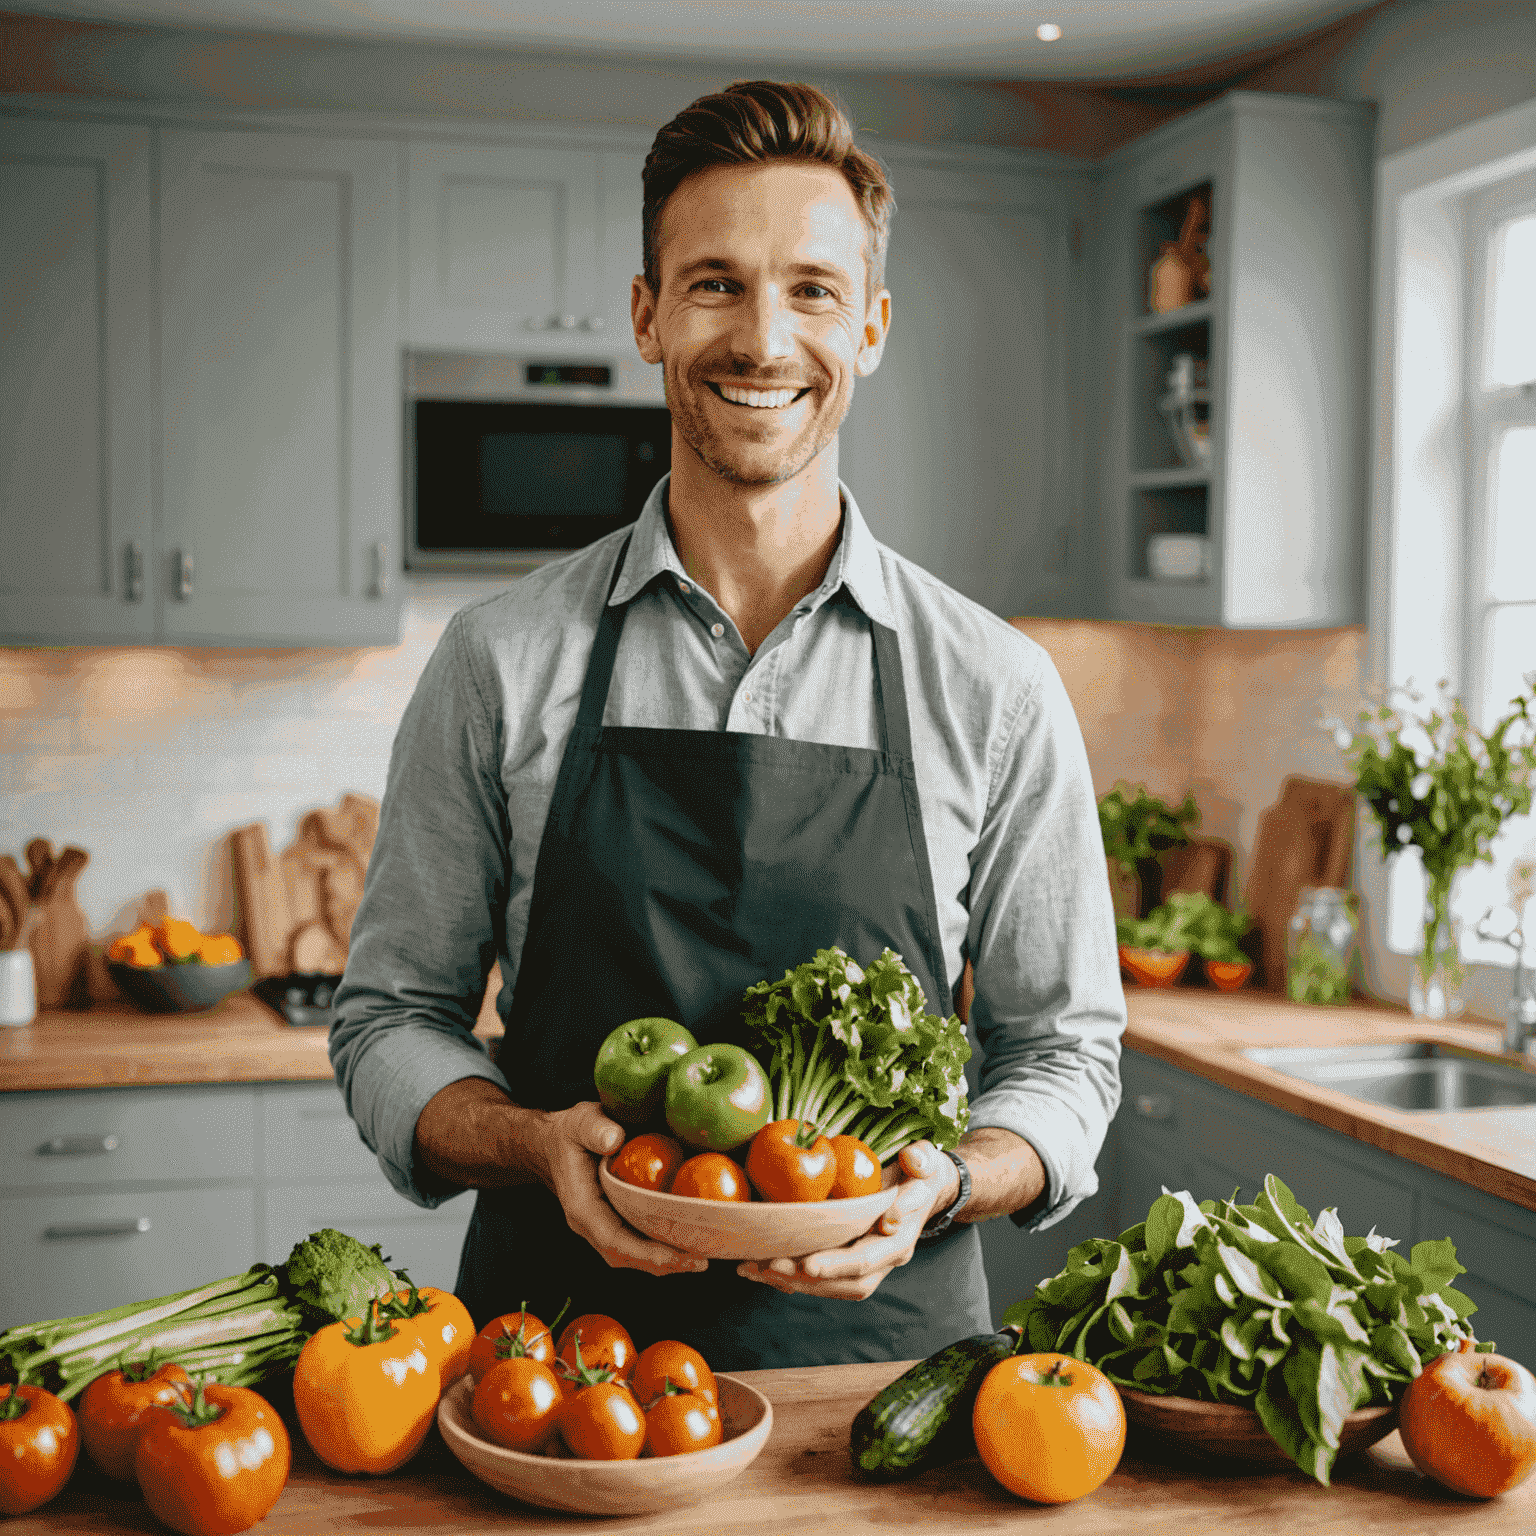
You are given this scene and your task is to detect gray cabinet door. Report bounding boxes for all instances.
[157,128,402,644]
[1,118,154,643]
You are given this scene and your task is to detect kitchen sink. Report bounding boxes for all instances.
[1242,1041,1536,1112]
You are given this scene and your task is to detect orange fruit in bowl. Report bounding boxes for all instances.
[195,933,244,966]
[108,926,162,967]
[152,916,204,962]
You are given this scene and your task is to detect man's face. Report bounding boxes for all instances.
[632,161,890,487]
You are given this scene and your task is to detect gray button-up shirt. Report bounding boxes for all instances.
[330,476,1124,1231]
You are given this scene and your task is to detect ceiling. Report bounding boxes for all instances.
[6,1,1384,78]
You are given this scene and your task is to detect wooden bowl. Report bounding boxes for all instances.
[1119,1387,1398,1466]
[437,1370,772,1515]
[108,958,252,1013]
[1118,946,1191,988]
[599,1155,899,1261]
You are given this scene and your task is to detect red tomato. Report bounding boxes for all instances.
[134,1381,290,1536]
[556,1314,637,1382]
[672,1151,751,1202]
[973,1353,1125,1504]
[611,1131,689,1192]
[379,1282,474,1390]
[292,1307,438,1475]
[746,1119,836,1201]
[1399,1343,1536,1497]
[559,1382,646,1460]
[630,1340,716,1409]
[472,1357,566,1453]
[827,1135,882,1198]
[79,1359,193,1480]
[0,1384,78,1517]
[467,1306,557,1384]
[644,1388,723,1457]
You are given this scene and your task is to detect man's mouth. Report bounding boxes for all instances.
[707,382,812,409]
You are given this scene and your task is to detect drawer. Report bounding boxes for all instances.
[0,1185,258,1326]
[258,1082,382,1185]
[0,1086,257,1191]
[262,1181,473,1295]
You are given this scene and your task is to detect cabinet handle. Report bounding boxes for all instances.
[37,1133,120,1156]
[44,1217,151,1241]
[371,540,389,599]
[174,549,194,600]
[1134,1092,1174,1121]
[124,542,144,603]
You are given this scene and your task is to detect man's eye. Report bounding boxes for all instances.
[801,285,833,300]
[693,278,732,293]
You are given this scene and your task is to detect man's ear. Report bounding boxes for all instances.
[855,288,891,378]
[632,274,663,365]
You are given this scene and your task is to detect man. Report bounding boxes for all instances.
[330,79,1124,1369]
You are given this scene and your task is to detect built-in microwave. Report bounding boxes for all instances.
[406,351,670,571]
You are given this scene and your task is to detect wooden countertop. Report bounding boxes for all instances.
[1123,988,1536,1212]
[6,1360,1532,1534]
[4,985,1533,1212]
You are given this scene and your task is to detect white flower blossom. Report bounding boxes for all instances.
[1410,773,1433,800]
[1397,823,1414,844]
[1333,725,1353,751]
[1398,723,1434,768]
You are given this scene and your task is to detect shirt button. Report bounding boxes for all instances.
[743,690,753,703]
[678,580,691,594]
[710,622,724,638]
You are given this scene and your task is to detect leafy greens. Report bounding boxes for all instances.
[1003,1175,1486,1485]
[741,945,970,1161]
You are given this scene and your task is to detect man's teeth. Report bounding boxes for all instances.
[716,384,803,408]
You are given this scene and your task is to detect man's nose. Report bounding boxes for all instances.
[734,284,796,362]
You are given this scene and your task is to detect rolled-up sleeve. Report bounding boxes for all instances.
[963,651,1125,1232]
[329,610,513,1208]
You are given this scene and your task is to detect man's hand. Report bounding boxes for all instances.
[413,1079,707,1277]
[735,1140,958,1301]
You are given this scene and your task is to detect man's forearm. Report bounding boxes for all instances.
[953,1126,1047,1225]
[412,1076,557,1196]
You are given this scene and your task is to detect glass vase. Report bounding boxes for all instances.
[1286,888,1358,1005]
[1409,876,1466,1020]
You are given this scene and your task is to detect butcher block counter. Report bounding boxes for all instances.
[5,1359,1533,1535]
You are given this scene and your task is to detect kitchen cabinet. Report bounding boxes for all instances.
[1115,1048,1536,1365]
[0,1081,471,1326]
[0,118,155,641]
[405,139,649,359]
[1088,92,1374,626]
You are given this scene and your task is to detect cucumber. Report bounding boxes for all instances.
[849,1328,1020,1479]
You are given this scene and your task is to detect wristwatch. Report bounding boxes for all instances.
[916,1148,971,1244]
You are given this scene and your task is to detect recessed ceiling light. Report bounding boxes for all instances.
[1036,22,1062,42]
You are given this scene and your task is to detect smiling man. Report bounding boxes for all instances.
[330,80,1125,1369]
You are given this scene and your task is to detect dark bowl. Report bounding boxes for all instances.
[108,958,253,1013]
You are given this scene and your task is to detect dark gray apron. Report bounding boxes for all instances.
[455,536,992,1369]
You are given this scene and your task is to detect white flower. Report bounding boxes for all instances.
[1398,823,1414,843]
[1398,723,1434,768]
[1410,773,1433,800]
[1387,798,1398,812]
[1333,725,1353,751]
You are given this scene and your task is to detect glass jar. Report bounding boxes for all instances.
[1286,887,1358,1005]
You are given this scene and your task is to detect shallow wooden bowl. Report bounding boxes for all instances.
[1119,1387,1399,1466]
[599,1155,900,1261]
[437,1371,772,1515]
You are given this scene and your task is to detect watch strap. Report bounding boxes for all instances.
[916,1148,971,1244]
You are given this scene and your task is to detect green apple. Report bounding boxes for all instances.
[665,1043,772,1151]
[593,1017,699,1125]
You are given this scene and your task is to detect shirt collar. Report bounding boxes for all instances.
[609,473,894,628]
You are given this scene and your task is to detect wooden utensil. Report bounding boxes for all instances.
[0,855,34,949]
[22,840,94,1008]
[230,823,295,979]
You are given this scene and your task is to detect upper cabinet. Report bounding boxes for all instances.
[404,140,646,353]
[0,119,156,642]
[1089,93,1375,627]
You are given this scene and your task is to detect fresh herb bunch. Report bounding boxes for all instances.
[1004,1176,1483,1485]
[741,946,970,1161]
[1327,677,1536,984]
[1098,784,1200,879]
[1116,891,1250,962]
[0,1228,402,1402]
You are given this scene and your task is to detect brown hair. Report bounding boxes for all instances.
[641,79,895,298]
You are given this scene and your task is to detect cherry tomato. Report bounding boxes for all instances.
[828,1134,882,1198]
[134,1381,289,1536]
[293,1306,438,1474]
[0,1384,78,1517]
[746,1119,837,1201]
[611,1131,690,1193]
[973,1353,1125,1504]
[559,1382,645,1460]
[467,1305,557,1384]
[378,1281,474,1389]
[556,1314,636,1381]
[630,1340,716,1409]
[672,1151,751,1202]
[644,1386,723,1457]
[78,1358,193,1480]
[472,1357,567,1453]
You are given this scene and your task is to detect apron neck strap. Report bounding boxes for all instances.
[574,534,634,731]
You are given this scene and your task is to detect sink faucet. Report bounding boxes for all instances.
[1475,907,1536,1055]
